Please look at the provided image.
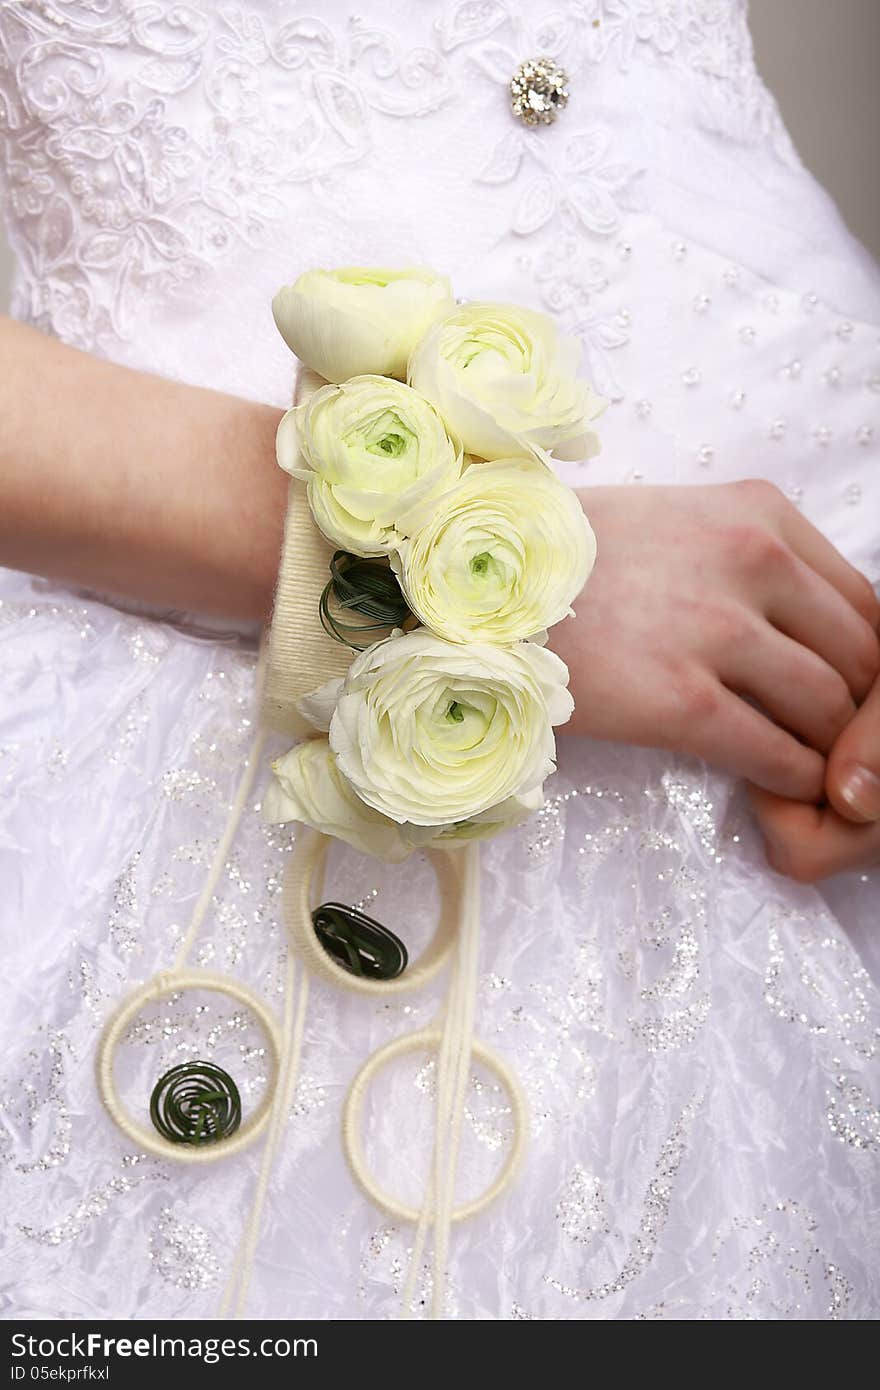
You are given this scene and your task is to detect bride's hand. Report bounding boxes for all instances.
[749,668,880,881]
[549,480,880,801]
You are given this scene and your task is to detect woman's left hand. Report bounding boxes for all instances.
[750,666,880,882]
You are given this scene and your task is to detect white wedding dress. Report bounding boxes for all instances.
[1,1,879,1321]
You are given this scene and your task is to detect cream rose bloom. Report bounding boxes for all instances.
[393,458,596,643]
[276,375,462,556]
[262,739,541,862]
[401,786,545,850]
[408,301,606,462]
[262,738,411,862]
[328,629,573,826]
[272,266,455,383]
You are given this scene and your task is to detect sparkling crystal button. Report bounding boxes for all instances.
[510,57,569,126]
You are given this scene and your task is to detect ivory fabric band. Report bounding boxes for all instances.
[261,365,351,739]
[261,470,350,738]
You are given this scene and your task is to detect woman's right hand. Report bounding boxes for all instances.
[549,480,880,801]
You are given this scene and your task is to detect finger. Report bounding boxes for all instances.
[764,554,879,701]
[720,618,855,754]
[779,506,880,629]
[749,785,880,882]
[682,683,825,800]
[827,673,880,823]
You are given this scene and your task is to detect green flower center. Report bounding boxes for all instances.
[470,551,491,577]
[423,687,496,755]
[368,432,407,458]
[350,410,417,474]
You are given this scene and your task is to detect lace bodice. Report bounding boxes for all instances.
[0,3,815,381]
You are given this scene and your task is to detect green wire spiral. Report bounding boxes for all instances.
[319,550,412,651]
[149,1061,242,1146]
[312,902,408,980]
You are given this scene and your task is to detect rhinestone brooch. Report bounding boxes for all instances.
[510,56,569,127]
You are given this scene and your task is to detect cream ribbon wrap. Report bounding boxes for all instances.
[261,368,351,738]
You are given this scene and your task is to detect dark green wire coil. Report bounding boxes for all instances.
[149,1061,242,1146]
[312,902,408,980]
[319,550,412,651]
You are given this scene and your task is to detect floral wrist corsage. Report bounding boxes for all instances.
[263,265,605,861]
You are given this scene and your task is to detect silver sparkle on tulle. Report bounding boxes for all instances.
[150,1207,220,1291]
[68,958,110,1016]
[510,1303,539,1319]
[413,1058,511,1151]
[630,996,710,1051]
[350,887,379,914]
[291,1075,327,1119]
[358,1225,459,1318]
[0,1031,72,1174]
[526,794,565,864]
[465,1075,514,1153]
[161,767,218,806]
[712,1199,852,1319]
[360,1224,400,1299]
[122,996,269,1097]
[108,689,150,767]
[20,1155,169,1245]
[556,1165,609,1244]
[639,924,700,1001]
[764,913,877,1059]
[0,597,95,639]
[47,745,69,779]
[545,1092,704,1301]
[660,774,719,859]
[124,627,167,664]
[215,899,249,966]
[574,784,633,890]
[108,854,141,954]
[509,56,569,126]
[825,1068,880,1151]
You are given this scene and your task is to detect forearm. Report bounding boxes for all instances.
[0,316,286,620]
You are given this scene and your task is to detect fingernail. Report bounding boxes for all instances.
[838,764,880,822]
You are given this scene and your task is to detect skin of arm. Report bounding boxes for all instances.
[0,316,287,620]
[3,317,879,814]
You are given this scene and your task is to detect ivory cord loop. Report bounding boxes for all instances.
[97,356,528,1315]
[97,652,527,1318]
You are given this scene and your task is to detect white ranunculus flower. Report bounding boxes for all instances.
[393,458,596,643]
[401,787,545,849]
[275,375,462,556]
[262,738,412,863]
[272,266,455,383]
[408,301,606,462]
[329,629,573,826]
[262,739,541,862]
